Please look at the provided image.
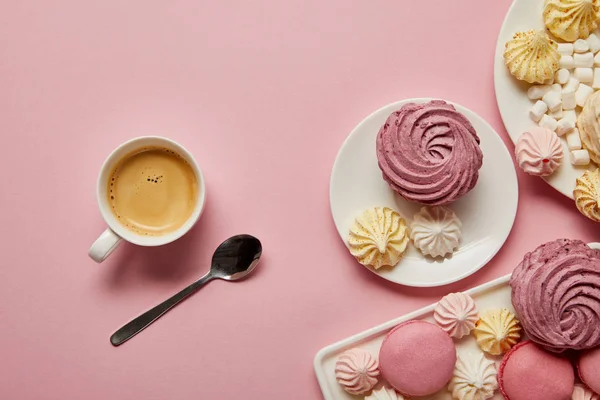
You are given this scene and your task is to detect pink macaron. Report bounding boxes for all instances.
[498,340,574,400]
[378,320,456,397]
[578,347,600,395]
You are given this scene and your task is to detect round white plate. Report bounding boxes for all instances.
[330,98,518,287]
[494,0,594,199]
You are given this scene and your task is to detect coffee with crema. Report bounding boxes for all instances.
[108,147,198,235]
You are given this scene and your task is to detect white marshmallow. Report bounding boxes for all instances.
[550,106,563,119]
[574,39,590,53]
[543,90,562,111]
[539,114,559,131]
[563,77,580,93]
[560,55,575,69]
[574,52,594,68]
[529,100,548,122]
[567,128,583,150]
[595,52,600,66]
[556,68,571,84]
[558,43,574,55]
[557,117,575,136]
[574,67,594,83]
[527,85,552,100]
[576,83,594,107]
[587,33,600,53]
[552,83,562,92]
[562,90,577,110]
[562,109,577,123]
[594,68,600,89]
[571,149,591,165]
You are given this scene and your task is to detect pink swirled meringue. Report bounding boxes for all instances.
[334,348,379,395]
[572,384,600,400]
[376,100,483,206]
[510,239,600,352]
[434,293,478,339]
[515,127,563,176]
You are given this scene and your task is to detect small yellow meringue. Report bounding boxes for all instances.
[473,309,521,356]
[504,30,560,84]
[544,0,600,42]
[574,168,600,222]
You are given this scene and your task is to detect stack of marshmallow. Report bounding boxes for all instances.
[528,34,600,166]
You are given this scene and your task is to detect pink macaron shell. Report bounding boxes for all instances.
[378,320,456,397]
[498,340,574,400]
[578,347,600,395]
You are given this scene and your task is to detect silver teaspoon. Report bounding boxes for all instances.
[110,234,262,346]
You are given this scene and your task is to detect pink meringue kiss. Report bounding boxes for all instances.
[334,348,379,395]
[515,127,563,177]
[433,292,478,339]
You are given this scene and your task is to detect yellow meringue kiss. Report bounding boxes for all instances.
[504,30,560,84]
[348,207,409,270]
[544,0,600,42]
[473,309,521,356]
[574,168,600,222]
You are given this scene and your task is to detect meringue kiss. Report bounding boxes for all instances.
[515,127,563,176]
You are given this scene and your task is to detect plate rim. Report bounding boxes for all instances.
[329,97,519,287]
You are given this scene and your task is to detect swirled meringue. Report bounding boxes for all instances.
[449,353,498,400]
[572,384,600,400]
[376,100,483,206]
[348,207,409,269]
[334,348,379,395]
[515,127,563,176]
[410,206,462,258]
[365,387,406,400]
[434,293,478,339]
[510,239,600,352]
[544,0,600,42]
[574,168,600,222]
[473,309,521,356]
[577,90,600,164]
[504,30,560,84]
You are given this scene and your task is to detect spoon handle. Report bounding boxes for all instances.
[110,272,214,346]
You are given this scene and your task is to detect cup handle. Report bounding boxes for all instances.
[89,229,122,263]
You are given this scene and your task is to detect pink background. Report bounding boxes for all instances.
[1,0,598,398]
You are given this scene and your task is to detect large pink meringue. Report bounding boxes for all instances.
[510,239,600,352]
[376,100,483,206]
[515,127,563,176]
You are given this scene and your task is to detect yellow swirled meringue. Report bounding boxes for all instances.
[544,0,600,42]
[449,353,498,400]
[577,91,600,164]
[434,293,479,339]
[334,348,379,395]
[365,387,406,400]
[473,309,521,356]
[410,206,462,258]
[504,30,560,84]
[574,168,600,222]
[515,127,563,177]
[348,207,409,269]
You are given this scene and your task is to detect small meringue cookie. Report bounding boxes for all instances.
[515,127,563,176]
[434,293,479,339]
[449,352,498,400]
[473,309,521,356]
[504,30,560,84]
[577,90,600,164]
[544,0,600,42]
[364,387,406,400]
[574,168,600,222]
[334,348,379,395]
[410,206,462,258]
[348,207,409,269]
[572,384,600,400]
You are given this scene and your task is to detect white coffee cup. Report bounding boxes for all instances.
[89,136,206,263]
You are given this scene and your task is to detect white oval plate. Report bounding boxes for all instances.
[330,98,518,287]
[494,0,594,199]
